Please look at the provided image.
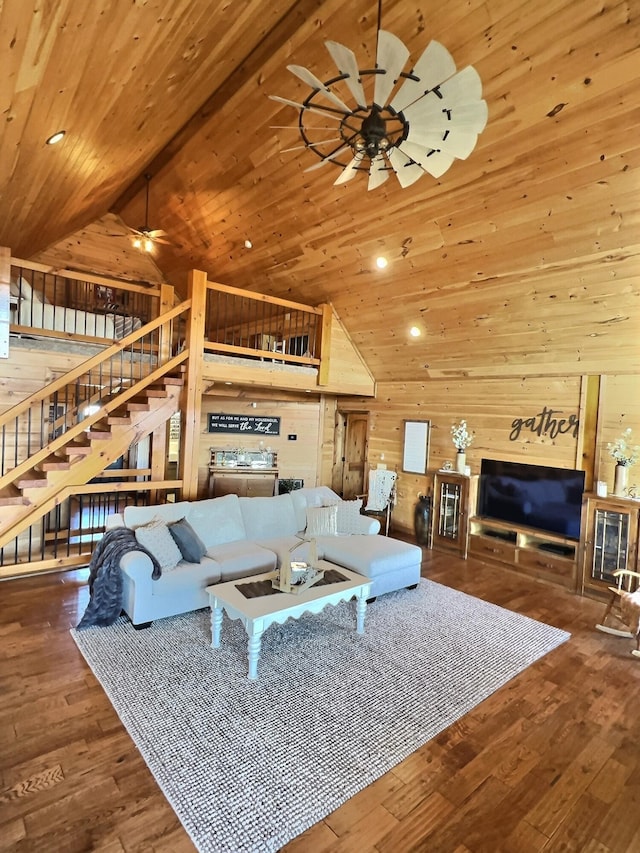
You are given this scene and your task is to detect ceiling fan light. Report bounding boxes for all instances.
[144,238,153,252]
[133,236,142,249]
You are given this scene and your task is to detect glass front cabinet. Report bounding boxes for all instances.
[431,471,478,558]
[581,495,639,597]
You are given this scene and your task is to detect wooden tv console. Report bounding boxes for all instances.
[468,516,578,590]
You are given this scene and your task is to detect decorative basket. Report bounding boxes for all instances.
[272,538,324,594]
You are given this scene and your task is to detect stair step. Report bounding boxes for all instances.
[143,388,169,398]
[162,376,184,385]
[64,444,92,457]
[17,472,49,489]
[127,402,151,411]
[0,484,27,506]
[40,455,72,472]
[107,415,132,426]
[87,429,112,440]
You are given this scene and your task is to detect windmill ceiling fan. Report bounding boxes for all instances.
[125,173,171,251]
[269,1,488,190]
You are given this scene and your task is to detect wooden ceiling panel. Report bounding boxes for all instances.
[2,0,638,382]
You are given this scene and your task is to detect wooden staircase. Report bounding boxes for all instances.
[0,376,183,549]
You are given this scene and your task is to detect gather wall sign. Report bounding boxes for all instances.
[509,406,579,442]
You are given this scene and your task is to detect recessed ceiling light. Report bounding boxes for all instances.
[375,256,388,269]
[46,130,66,145]
[244,239,253,249]
[410,326,421,337]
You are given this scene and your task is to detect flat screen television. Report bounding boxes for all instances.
[477,459,585,540]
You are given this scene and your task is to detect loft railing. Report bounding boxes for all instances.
[0,479,182,577]
[203,280,323,367]
[10,258,161,342]
[0,301,189,486]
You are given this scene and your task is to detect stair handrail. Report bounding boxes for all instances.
[0,301,191,493]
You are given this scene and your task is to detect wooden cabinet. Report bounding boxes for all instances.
[209,471,279,498]
[468,516,578,589]
[431,471,478,558]
[580,494,640,598]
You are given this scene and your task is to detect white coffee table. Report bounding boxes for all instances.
[206,561,371,679]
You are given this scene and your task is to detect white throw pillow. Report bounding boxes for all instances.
[305,504,338,537]
[134,518,183,572]
[335,499,364,534]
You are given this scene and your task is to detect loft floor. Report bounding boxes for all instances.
[1,551,638,852]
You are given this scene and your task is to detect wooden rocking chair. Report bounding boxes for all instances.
[595,569,640,659]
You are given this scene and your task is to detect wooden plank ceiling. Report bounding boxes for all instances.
[2,0,639,382]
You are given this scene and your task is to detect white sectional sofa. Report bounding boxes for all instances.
[106,486,422,627]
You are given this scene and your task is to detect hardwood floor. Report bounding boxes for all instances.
[2,551,639,853]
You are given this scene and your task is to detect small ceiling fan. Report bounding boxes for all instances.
[126,173,171,251]
[269,0,487,189]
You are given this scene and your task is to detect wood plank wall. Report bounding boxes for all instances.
[327,373,640,536]
[597,375,640,496]
[0,345,92,412]
[197,394,322,498]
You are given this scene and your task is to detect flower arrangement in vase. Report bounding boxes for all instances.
[451,420,474,474]
[607,428,639,496]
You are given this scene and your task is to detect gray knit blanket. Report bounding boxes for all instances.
[77,527,160,629]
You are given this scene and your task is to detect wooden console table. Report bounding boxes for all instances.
[208,447,278,498]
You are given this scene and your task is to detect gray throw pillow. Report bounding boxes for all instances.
[168,518,207,563]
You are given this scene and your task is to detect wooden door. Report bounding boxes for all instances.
[341,412,368,499]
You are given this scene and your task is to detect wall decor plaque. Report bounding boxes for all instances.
[207,414,281,435]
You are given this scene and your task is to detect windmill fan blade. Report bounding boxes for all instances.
[269,95,343,120]
[388,148,426,187]
[270,125,339,130]
[405,128,479,160]
[374,30,410,108]
[368,154,390,190]
[286,65,351,111]
[439,66,484,105]
[391,41,457,112]
[282,137,343,153]
[325,40,367,108]
[397,141,455,178]
[402,100,487,148]
[303,143,351,171]
[333,155,365,185]
[403,100,488,135]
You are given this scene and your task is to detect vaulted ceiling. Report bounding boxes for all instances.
[2,0,639,382]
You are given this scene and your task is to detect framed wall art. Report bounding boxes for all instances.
[402,420,430,474]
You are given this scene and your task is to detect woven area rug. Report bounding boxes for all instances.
[71,579,569,853]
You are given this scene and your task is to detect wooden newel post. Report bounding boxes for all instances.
[181,269,207,500]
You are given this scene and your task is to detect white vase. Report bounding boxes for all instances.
[613,463,628,497]
[456,451,466,474]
